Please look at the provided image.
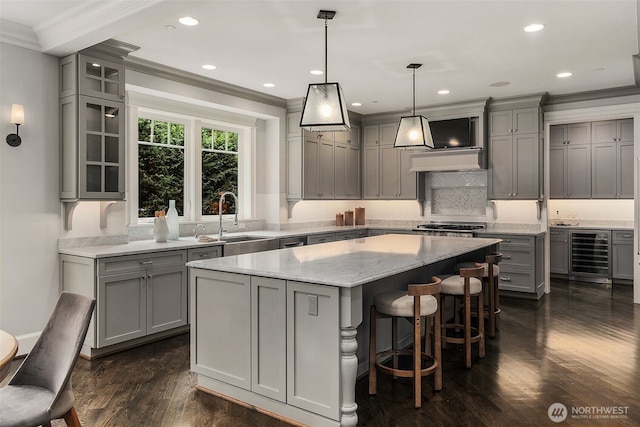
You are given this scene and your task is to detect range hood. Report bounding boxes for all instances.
[409,147,484,172]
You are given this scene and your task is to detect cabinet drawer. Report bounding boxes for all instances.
[612,230,633,243]
[497,268,535,293]
[307,233,336,245]
[188,246,223,261]
[480,234,534,247]
[499,246,534,269]
[98,250,187,276]
[335,230,367,240]
[549,228,569,241]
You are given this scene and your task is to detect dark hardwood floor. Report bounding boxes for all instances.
[4,279,640,426]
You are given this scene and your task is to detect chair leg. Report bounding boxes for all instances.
[434,311,442,391]
[392,317,399,378]
[63,407,82,427]
[440,294,447,349]
[413,310,422,408]
[488,277,496,337]
[495,279,501,330]
[368,305,377,395]
[464,292,471,369]
[478,291,485,358]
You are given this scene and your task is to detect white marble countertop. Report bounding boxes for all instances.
[475,229,545,237]
[548,221,633,230]
[187,234,502,288]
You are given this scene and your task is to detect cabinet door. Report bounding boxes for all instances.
[618,119,634,143]
[251,277,286,402]
[191,271,251,390]
[398,148,417,199]
[346,145,361,198]
[363,125,379,146]
[488,135,513,198]
[513,134,539,198]
[549,236,569,274]
[489,111,512,136]
[549,146,567,198]
[567,144,591,198]
[612,242,634,280]
[362,146,380,199]
[591,120,617,143]
[287,281,340,420]
[78,96,125,199]
[618,142,634,198]
[77,54,125,101]
[334,143,348,199]
[98,271,146,347]
[303,137,319,199]
[147,266,188,335]
[567,122,591,145]
[380,123,399,144]
[549,125,567,147]
[591,142,617,198]
[513,108,538,134]
[380,144,399,199]
[318,138,335,199]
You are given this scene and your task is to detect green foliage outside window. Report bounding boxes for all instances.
[202,127,238,215]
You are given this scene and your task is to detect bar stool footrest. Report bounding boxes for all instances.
[374,349,439,378]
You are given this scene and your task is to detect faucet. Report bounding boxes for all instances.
[194,224,206,240]
[218,191,238,238]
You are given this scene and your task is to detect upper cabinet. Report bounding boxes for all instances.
[488,98,544,200]
[550,119,633,200]
[286,111,361,201]
[59,51,127,202]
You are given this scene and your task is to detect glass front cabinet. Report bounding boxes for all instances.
[59,53,126,201]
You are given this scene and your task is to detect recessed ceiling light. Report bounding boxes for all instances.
[179,16,199,26]
[263,83,275,88]
[92,63,100,67]
[489,81,511,87]
[310,70,323,75]
[351,102,362,107]
[524,23,545,32]
[557,72,573,78]
[438,89,450,95]
[165,24,176,31]
[202,64,216,70]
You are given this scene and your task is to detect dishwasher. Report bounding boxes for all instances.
[570,229,611,283]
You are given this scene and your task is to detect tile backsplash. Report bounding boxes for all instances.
[426,170,488,216]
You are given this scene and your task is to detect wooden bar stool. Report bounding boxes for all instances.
[440,266,484,368]
[455,252,502,337]
[368,276,442,408]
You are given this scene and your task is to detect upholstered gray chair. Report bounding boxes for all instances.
[0,292,95,427]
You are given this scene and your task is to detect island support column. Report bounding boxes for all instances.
[340,286,363,427]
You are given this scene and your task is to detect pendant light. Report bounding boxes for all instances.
[300,10,351,132]
[394,63,434,149]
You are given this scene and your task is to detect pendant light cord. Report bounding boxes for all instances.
[324,18,328,84]
[412,68,416,115]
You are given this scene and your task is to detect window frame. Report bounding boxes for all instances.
[127,98,254,226]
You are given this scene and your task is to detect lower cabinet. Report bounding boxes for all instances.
[190,270,341,421]
[549,227,570,274]
[479,233,545,298]
[60,250,189,356]
[612,230,634,280]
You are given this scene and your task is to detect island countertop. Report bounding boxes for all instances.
[187,234,501,288]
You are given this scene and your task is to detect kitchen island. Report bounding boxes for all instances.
[187,234,501,427]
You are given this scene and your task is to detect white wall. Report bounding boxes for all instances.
[548,199,634,222]
[0,43,61,349]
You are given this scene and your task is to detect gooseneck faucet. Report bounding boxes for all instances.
[218,191,238,238]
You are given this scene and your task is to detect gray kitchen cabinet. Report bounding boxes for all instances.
[591,119,633,199]
[480,233,544,298]
[364,123,418,200]
[307,233,337,245]
[303,134,334,199]
[488,107,538,136]
[335,229,368,240]
[59,52,126,202]
[549,227,570,274]
[287,111,360,201]
[612,230,634,280]
[60,249,188,357]
[187,246,223,261]
[549,123,592,198]
[488,133,539,199]
[487,102,542,200]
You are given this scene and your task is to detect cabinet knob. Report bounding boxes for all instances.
[140,260,153,265]
[504,255,512,259]
[566,140,570,144]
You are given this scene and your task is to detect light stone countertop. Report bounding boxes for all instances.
[187,234,502,288]
[475,229,545,237]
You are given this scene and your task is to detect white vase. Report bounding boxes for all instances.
[154,217,169,242]
[166,200,179,240]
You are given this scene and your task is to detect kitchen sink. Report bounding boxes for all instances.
[221,236,279,256]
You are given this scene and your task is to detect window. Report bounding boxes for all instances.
[201,127,239,216]
[137,117,185,218]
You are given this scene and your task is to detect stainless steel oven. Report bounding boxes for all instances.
[412,223,485,238]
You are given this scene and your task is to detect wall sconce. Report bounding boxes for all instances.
[6,104,24,147]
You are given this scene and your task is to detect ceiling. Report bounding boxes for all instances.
[1,0,639,115]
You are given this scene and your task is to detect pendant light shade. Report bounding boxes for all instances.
[300,10,350,132]
[394,63,434,149]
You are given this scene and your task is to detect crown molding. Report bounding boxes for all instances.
[0,20,40,52]
[125,56,287,110]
